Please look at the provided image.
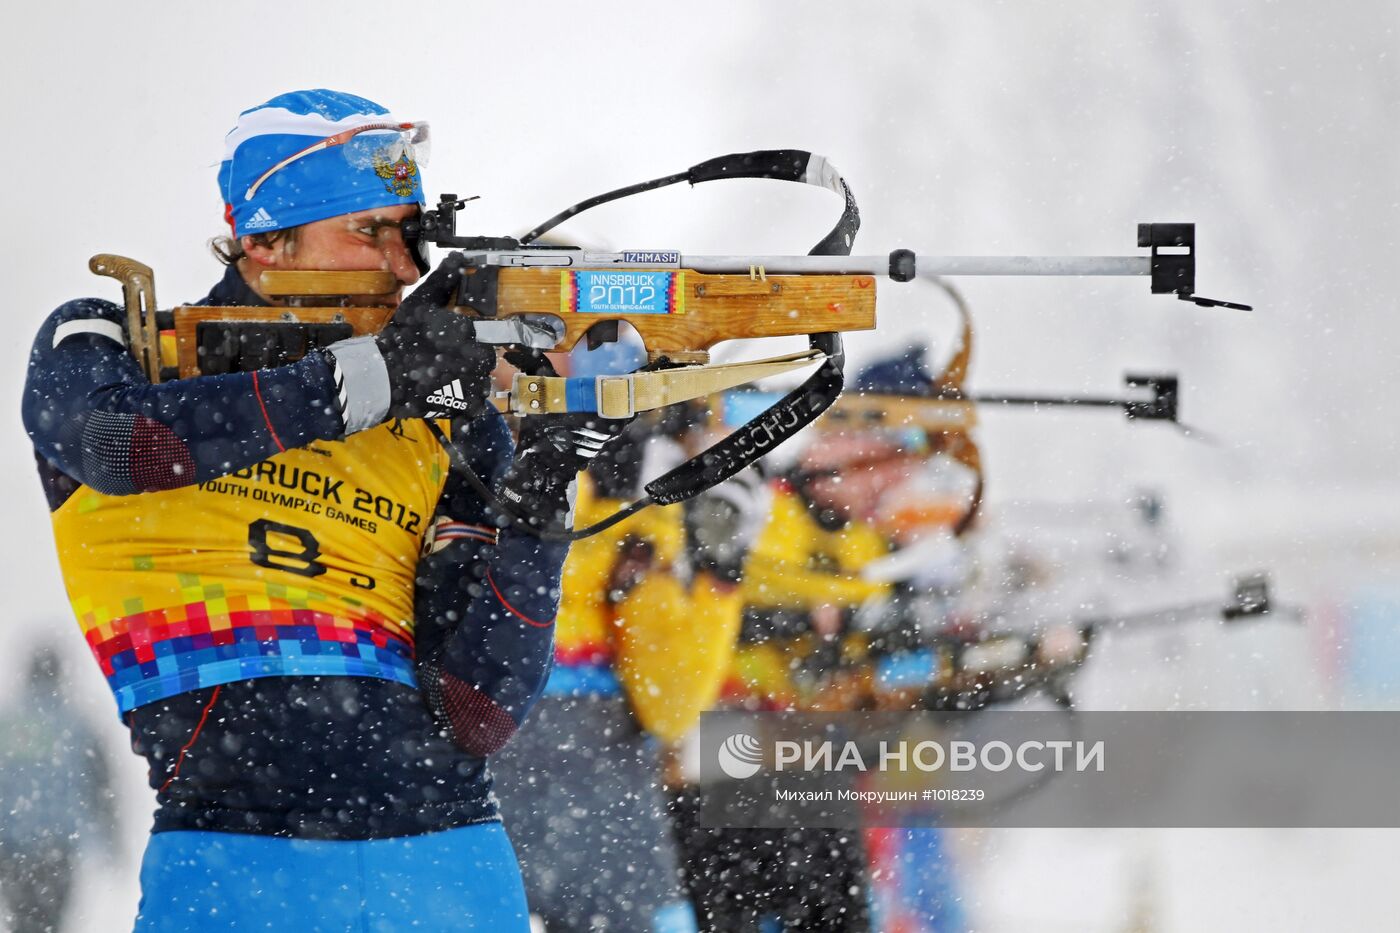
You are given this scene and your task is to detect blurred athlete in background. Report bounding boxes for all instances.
[492,340,764,932]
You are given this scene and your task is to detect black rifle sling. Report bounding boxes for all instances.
[520,149,859,250]
[639,151,856,504]
[644,335,844,505]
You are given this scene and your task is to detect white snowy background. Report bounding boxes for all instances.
[2,1,1397,930]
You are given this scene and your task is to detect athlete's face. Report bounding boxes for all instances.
[800,432,917,524]
[805,454,922,525]
[243,204,422,307]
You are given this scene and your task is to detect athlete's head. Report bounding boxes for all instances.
[853,343,937,397]
[793,430,911,530]
[214,89,430,305]
[792,344,943,529]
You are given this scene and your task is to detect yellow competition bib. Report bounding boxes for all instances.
[51,420,450,713]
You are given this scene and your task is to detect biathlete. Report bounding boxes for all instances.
[23,89,622,932]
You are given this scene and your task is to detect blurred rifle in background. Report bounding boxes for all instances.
[737,573,1294,714]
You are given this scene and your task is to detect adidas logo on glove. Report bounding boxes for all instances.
[425,379,471,413]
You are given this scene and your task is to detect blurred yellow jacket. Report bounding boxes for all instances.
[741,484,890,610]
[728,484,892,706]
[551,477,744,743]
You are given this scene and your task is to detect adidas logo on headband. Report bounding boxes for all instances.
[245,207,277,230]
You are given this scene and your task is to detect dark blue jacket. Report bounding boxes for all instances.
[23,264,566,839]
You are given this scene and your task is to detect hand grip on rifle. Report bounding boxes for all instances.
[373,252,496,420]
[496,413,633,533]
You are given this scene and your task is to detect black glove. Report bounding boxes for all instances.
[376,252,497,419]
[585,417,649,500]
[496,414,630,532]
[684,467,767,584]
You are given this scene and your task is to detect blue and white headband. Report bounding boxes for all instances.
[218,89,426,238]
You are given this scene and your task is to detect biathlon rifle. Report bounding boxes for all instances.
[755,573,1290,715]
[92,149,1251,539]
[888,572,1292,712]
[864,574,1294,812]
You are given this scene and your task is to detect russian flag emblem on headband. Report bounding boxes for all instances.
[217,89,426,238]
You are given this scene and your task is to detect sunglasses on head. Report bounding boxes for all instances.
[243,121,430,202]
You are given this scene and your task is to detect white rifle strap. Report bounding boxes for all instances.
[503,348,827,418]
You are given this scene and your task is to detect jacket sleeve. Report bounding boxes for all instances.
[413,410,568,757]
[22,298,345,495]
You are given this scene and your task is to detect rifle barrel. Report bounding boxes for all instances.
[1083,600,1223,632]
[969,395,1125,408]
[466,250,1152,279]
[680,255,1151,278]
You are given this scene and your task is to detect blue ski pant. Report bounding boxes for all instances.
[134,822,529,932]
